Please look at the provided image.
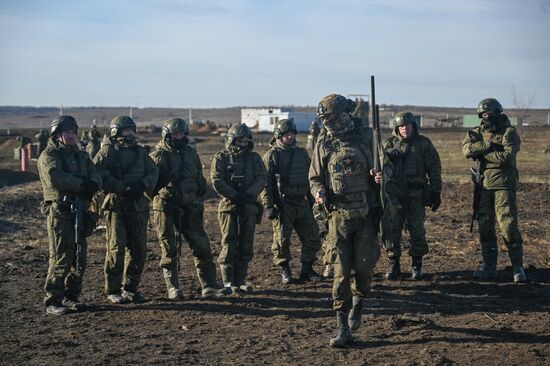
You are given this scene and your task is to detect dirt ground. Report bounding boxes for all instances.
[0,130,549,365]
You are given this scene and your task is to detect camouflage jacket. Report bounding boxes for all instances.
[260,139,311,208]
[93,138,158,212]
[149,139,207,210]
[462,114,520,190]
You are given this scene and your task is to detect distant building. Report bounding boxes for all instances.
[241,108,284,129]
[241,108,315,132]
[463,115,517,128]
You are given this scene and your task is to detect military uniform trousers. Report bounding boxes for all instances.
[383,195,428,259]
[328,212,380,312]
[104,207,149,294]
[217,209,257,266]
[478,188,523,263]
[271,200,321,266]
[154,206,218,288]
[44,205,88,306]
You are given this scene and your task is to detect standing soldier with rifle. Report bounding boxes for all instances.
[149,118,226,299]
[260,118,323,284]
[37,115,101,315]
[462,98,526,283]
[93,116,158,304]
[210,123,266,294]
[381,111,442,280]
[309,94,382,348]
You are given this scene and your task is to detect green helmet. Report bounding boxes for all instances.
[273,118,297,139]
[109,115,136,138]
[226,123,252,151]
[394,111,416,127]
[162,118,189,139]
[50,115,78,136]
[317,94,355,119]
[477,98,503,118]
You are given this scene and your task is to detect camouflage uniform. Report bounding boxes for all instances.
[260,120,322,283]
[310,94,381,348]
[93,116,158,301]
[462,98,525,282]
[37,115,101,314]
[382,111,442,279]
[210,124,266,292]
[149,118,223,299]
[35,129,50,156]
[81,126,101,159]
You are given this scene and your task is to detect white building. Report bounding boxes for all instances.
[241,108,315,132]
[241,108,284,129]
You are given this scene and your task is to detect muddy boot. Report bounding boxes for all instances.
[348,296,363,331]
[235,261,253,293]
[220,264,237,293]
[411,256,423,280]
[280,262,293,284]
[473,257,497,280]
[299,261,323,282]
[384,257,401,280]
[121,290,146,303]
[511,258,527,283]
[62,297,87,311]
[198,263,227,298]
[323,263,334,278]
[163,268,184,300]
[46,303,69,316]
[329,311,353,348]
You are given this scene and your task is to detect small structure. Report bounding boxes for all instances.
[463,115,517,128]
[241,108,284,129]
[241,108,316,132]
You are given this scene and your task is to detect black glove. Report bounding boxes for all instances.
[265,207,278,220]
[125,182,145,200]
[386,147,404,162]
[80,180,98,201]
[232,192,248,205]
[430,192,441,212]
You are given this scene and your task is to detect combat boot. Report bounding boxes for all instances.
[236,261,253,292]
[473,258,497,280]
[280,262,293,284]
[46,303,69,316]
[163,268,184,300]
[198,264,227,298]
[329,311,353,348]
[323,263,334,278]
[348,296,363,331]
[220,264,238,293]
[107,293,127,304]
[121,290,146,303]
[513,266,527,283]
[299,261,323,282]
[62,297,87,311]
[411,256,423,280]
[384,257,401,280]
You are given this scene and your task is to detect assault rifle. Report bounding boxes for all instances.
[469,159,483,232]
[174,207,184,274]
[273,173,286,234]
[63,195,84,272]
[370,75,385,232]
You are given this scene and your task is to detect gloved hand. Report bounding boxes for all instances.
[124,182,145,200]
[386,147,404,162]
[265,207,278,220]
[80,180,98,201]
[430,192,441,212]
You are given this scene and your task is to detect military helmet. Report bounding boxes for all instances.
[317,94,355,119]
[394,111,416,127]
[477,98,503,118]
[162,118,189,139]
[273,118,297,139]
[50,115,78,136]
[109,115,136,138]
[226,123,252,150]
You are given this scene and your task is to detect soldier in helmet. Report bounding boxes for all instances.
[260,118,323,284]
[93,116,158,303]
[210,123,266,294]
[462,98,526,283]
[309,94,382,348]
[149,118,226,299]
[381,111,442,280]
[35,129,50,156]
[81,125,101,159]
[37,115,102,315]
[306,118,322,151]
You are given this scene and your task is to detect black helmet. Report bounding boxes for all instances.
[109,115,136,138]
[394,111,416,127]
[162,118,189,139]
[477,98,503,118]
[273,118,297,139]
[50,115,78,136]
[226,123,252,151]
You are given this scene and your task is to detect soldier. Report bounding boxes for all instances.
[382,111,442,280]
[37,115,101,315]
[35,129,50,156]
[306,118,321,151]
[260,118,323,284]
[309,94,382,348]
[81,125,102,159]
[462,98,526,283]
[93,116,158,303]
[210,123,266,294]
[149,118,225,299]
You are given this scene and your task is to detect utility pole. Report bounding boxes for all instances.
[188,108,192,124]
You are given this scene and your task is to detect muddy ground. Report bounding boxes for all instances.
[0,130,549,365]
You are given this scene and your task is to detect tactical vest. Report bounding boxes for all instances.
[401,136,427,188]
[220,151,255,192]
[272,147,309,197]
[41,147,90,202]
[104,144,146,185]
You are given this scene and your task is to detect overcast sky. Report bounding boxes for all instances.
[1,0,549,109]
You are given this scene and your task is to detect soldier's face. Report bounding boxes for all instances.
[281,131,296,145]
[121,128,135,137]
[58,130,77,146]
[399,122,413,139]
[172,131,187,140]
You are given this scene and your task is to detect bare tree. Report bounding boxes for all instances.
[510,86,536,131]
